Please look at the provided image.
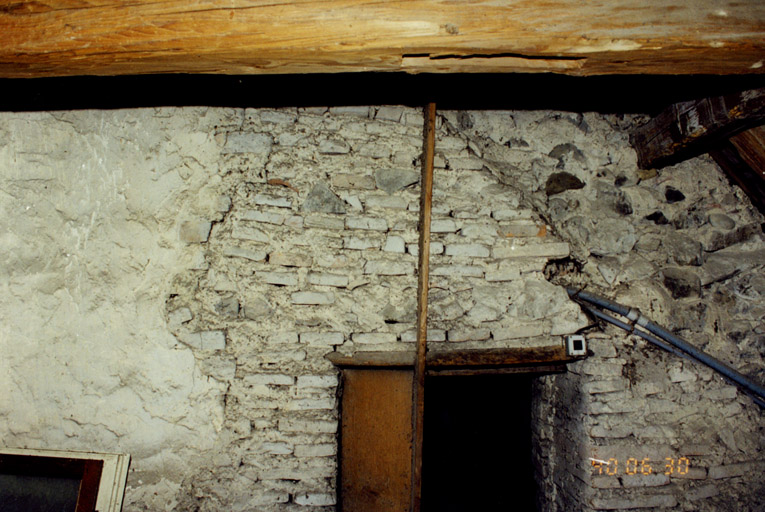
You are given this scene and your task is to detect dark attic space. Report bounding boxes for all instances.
[1,70,765,512]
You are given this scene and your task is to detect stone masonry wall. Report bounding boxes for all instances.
[1,106,763,511]
[165,106,586,511]
[444,110,765,511]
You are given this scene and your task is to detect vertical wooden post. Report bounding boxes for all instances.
[411,102,436,512]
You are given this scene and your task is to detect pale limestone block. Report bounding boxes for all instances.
[365,195,408,210]
[294,444,337,457]
[270,251,313,267]
[375,106,405,122]
[259,442,293,455]
[278,419,337,433]
[346,216,388,231]
[319,139,350,154]
[231,224,269,242]
[257,271,298,286]
[253,194,292,208]
[299,332,344,346]
[307,272,349,287]
[492,209,534,221]
[400,330,446,342]
[180,330,226,350]
[223,246,267,262]
[590,494,677,509]
[344,237,381,250]
[445,243,491,258]
[621,474,670,487]
[491,323,547,340]
[285,398,335,411]
[352,332,397,344]
[222,132,272,154]
[363,260,414,276]
[179,220,212,243]
[285,215,304,230]
[485,268,521,282]
[291,292,335,305]
[448,156,484,170]
[168,307,193,328]
[383,236,406,253]
[431,219,458,233]
[305,214,345,230]
[430,265,483,278]
[447,328,491,342]
[244,374,294,386]
[268,332,299,344]
[294,494,336,506]
[493,242,570,259]
[296,375,339,388]
[708,462,751,479]
[329,106,370,117]
[241,210,285,225]
[407,242,444,257]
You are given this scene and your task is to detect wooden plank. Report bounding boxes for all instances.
[411,102,436,512]
[425,364,566,376]
[710,137,765,216]
[1,1,764,78]
[340,369,413,512]
[729,125,765,175]
[630,87,765,169]
[427,345,571,367]
[327,351,415,368]
[326,345,576,368]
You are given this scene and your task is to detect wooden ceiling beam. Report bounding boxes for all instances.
[1,1,764,78]
[630,88,765,169]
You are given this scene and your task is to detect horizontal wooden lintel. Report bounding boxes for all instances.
[326,345,580,370]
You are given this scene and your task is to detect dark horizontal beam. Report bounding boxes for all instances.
[326,345,577,369]
[630,87,765,169]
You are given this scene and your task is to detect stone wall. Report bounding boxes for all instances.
[1,106,762,511]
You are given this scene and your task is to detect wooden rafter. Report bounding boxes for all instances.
[1,1,764,78]
[630,87,765,169]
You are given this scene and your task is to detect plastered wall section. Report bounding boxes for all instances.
[0,109,234,509]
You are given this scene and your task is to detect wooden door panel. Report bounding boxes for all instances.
[340,369,413,512]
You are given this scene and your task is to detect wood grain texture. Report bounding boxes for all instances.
[340,369,413,512]
[630,87,765,169]
[1,1,764,78]
[326,346,576,368]
[410,102,435,512]
[730,125,765,177]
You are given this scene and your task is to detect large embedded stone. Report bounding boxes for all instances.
[374,168,419,194]
[662,267,701,299]
[663,233,703,266]
[545,171,585,196]
[302,182,346,214]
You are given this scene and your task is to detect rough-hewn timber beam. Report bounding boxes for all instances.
[710,126,765,215]
[630,88,765,169]
[1,1,764,78]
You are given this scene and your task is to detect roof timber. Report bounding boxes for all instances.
[1,1,764,78]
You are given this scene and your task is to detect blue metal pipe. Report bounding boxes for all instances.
[567,287,765,404]
[579,304,686,358]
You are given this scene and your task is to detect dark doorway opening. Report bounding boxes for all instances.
[423,374,536,511]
